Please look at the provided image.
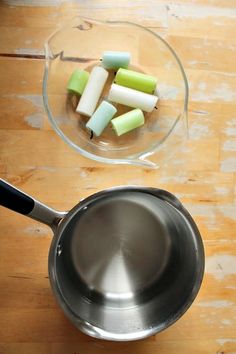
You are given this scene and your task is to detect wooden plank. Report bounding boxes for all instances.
[0,166,235,208]
[168,3,236,40]
[1,29,235,78]
[0,130,102,170]
[0,2,235,54]
[0,127,220,180]
[1,59,235,101]
[0,1,168,29]
[60,1,168,28]
[0,26,52,55]
[3,0,236,9]
[8,168,236,204]
[0,4,60,28]
[0,59,43,95]
[187,69,236,104]
[0,26,168,56]
[0,274,56,310]
[0,95,46,130]
[161,0,236,7]
[0,340,233,354]
[167,35,236,73]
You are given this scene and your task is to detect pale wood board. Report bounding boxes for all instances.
[0,1,236,354]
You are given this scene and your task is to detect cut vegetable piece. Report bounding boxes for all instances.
[86,101,117,136]
[76,66,108,117]
[111,109,145,136]
[67,69,89,95]
[108,84,158,112]
[115,68,157,94]
[102,51,130,69]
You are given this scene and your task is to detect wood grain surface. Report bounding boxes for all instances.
[0,1,236,353]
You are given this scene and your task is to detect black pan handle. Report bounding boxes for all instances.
[0,179,66,230]
[0,179,34,215]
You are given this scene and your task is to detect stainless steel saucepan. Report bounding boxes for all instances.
[0,179,204,341]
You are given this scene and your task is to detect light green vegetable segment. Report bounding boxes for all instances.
[115,68,157,94]
[67,69,89,95]
[86,101,117,136]
[111,109,145,136]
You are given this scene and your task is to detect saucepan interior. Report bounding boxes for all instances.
[49,187,204,341]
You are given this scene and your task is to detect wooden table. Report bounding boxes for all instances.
[0,1,236,353]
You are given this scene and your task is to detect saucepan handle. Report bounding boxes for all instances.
[0,179,66,231]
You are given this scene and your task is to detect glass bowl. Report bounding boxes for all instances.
[43,17,188,168]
